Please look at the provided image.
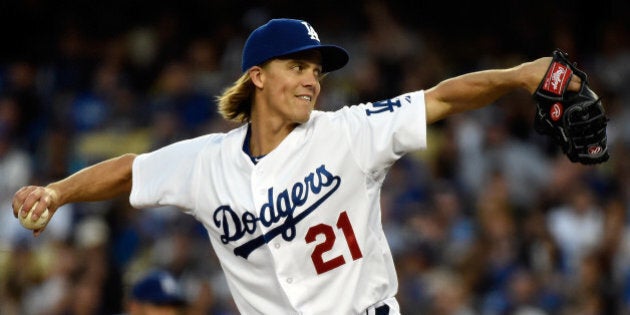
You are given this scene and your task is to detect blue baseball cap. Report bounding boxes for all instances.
[241,18,349,73]
[131,270,186,305]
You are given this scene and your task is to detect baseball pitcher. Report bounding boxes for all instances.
[12,18,607,314]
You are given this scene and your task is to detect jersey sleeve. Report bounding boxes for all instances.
[129,135,215,210]
[338,90,427,173]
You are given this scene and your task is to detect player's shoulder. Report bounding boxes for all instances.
[308,91,425,130]
[197,125,247,151]
[309,105,361,121]
[306,105,370,131]
[307,109,347,129]
[217,124,248,141]
[160,125,246,153]
[308,102,374,125]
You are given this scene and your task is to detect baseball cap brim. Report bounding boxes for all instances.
[283,45,349,73]
[248,44,349,73]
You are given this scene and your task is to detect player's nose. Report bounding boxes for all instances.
[300,71,320,92]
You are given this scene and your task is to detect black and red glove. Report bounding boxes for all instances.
[533,49,609,164]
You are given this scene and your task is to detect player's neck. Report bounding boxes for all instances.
[248,118,297,157]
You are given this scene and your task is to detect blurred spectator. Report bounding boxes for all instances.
[547,183,605,276]
[424,269,475,315]
[454,104,551,212]
[466,174,522,315]
[3,62,46,150]
[148,61,215,139]
[504,269,551,315]
[64,216,124,315]
[0,95,33,246]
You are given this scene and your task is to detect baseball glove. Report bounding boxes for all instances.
[533,49,609,164]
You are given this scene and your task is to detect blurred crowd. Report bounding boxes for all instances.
[0,1,629,314]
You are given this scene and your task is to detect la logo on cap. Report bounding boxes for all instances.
[301,21,320,41]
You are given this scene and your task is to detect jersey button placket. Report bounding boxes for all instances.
[252,166,267,194]
[250,164,276,243]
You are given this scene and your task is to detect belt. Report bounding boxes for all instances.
[365,304,389,315]
[374,304,390,315]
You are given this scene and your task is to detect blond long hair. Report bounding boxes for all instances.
[216,72,255,123]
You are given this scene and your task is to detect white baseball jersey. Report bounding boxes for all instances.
[130,90,427,314]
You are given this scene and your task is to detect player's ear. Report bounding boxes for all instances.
[249,66,264,89]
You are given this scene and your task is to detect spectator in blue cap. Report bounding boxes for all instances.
[127,270,187,315]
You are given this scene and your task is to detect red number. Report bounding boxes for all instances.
[305,224,345,274]
[305,211,363,274]
[336,211,363,260]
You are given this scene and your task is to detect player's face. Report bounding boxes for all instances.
[257,51,323,125]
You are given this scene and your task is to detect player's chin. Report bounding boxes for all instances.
[294,114,311,124]
[292,107,313,124]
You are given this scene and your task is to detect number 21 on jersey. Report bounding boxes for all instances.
[305,211,363,274]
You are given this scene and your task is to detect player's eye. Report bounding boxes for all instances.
[290,62,323,81]
[314,68,322,78]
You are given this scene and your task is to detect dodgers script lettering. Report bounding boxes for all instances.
[213,164,341,259]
